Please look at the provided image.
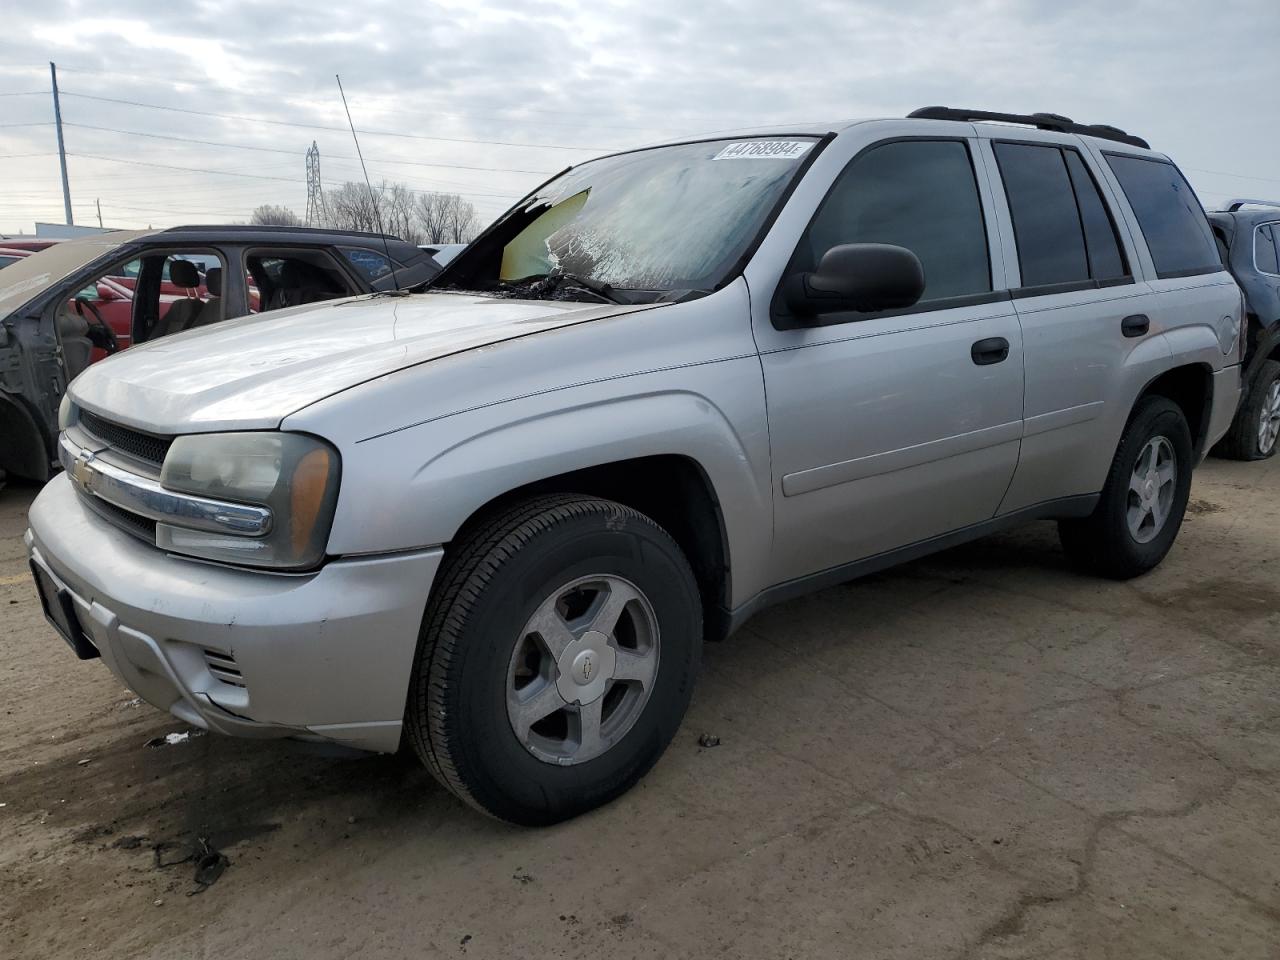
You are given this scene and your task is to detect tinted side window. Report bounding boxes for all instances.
[993,142,1089,287]
[1255,225,1280,275]
[1104,155,1221,278]
[1063,151,1127,280]
[800,139,991,303]
[342,247,393,281]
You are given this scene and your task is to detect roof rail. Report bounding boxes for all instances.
[1221,198,1280,212]
[907,106,1150,149]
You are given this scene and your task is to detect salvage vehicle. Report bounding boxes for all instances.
[0,226,438,482]
[28,108,1243,825]
[1207,200,1280,459]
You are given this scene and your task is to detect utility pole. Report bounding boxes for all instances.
[50,61,73,226]
[95,198,103,229]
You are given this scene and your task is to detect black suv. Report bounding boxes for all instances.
[1208,200,1280,459]
[0,225,439,483]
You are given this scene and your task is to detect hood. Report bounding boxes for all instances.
[70,292,645,433]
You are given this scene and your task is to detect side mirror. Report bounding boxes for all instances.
[784,243,925,317]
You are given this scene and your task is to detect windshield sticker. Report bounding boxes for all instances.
[712,141,813,161]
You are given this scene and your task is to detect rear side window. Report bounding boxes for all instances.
[994,143,1089,287]
[1104,155,1221,279]
[993,142,1127,288]
[799,139,991,304]
[1063,152,1127,280]
[1255,225,1280,275]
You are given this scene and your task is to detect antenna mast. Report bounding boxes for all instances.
[335,75,400,292]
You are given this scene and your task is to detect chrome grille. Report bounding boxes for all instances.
[78,410,173,468]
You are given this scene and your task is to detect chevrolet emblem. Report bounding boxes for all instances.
[70,451,95,492]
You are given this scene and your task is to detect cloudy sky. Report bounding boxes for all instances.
[1,0,1277,235]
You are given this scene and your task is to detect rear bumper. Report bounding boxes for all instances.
[27,474,442,753]
[1204,363,1243,460]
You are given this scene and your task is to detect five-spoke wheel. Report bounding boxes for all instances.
[507,575,660,765]
[406,494,701,825]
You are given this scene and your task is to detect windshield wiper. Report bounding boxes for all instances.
[506,272,626,305]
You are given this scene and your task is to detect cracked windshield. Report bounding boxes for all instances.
[473,137,819,302]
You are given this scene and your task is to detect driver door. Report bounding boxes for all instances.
[750,135,1025,584]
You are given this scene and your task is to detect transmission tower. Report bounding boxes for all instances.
[305,141,326,227]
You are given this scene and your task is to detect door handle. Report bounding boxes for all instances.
[971,336,1010,366]
[1121,314,1150,338]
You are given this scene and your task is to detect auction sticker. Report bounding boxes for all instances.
[712,141,813,161]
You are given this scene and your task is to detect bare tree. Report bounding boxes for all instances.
[382,182,420,244]
[414,191,480,244]
[324,182,384,234]
[322,181,481,245]
[250,204,302,226]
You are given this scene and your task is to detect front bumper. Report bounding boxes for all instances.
[27,474,442,753]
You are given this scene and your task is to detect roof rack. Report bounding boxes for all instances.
[907,107,1150,149]
[1221,198,1280,212]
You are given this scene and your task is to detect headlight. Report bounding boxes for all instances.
[158,432,341,570]
[58,394,74,431]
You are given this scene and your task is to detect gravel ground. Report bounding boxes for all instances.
[1,454,1277,959]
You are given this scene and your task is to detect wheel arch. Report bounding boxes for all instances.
[1133,363,1214,458]
[448,454,734,641]
[0,393,52,481]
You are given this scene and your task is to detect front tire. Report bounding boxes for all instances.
[1058,396,1193,580]
[1214,359,1280,461]
[406,494,702,825]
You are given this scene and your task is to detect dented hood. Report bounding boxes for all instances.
[70,292,642,434]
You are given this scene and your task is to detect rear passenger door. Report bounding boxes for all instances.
[982,134,1165,513]
[753,135,1025,584]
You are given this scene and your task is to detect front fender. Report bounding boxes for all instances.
[320,359,774,607]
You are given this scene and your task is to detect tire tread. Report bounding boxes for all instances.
[406,494,690,820]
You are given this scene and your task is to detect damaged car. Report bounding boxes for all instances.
[29,109,1241,824]
[0,225,437,482]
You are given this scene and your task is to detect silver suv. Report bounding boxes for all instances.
[27,107,1243,824]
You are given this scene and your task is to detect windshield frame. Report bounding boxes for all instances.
[431,132,834,300]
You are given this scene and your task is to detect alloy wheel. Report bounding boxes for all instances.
[1258,380,1280,456]
[1127,435,1177,544]
[506,574,660,765]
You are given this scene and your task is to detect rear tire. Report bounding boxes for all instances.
[1059,396,1193,580]
[406,494,702,825]
[1213,359,1280,461]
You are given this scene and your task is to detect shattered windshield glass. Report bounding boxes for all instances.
[456,137,820,302]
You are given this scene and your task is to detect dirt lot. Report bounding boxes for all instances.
[2,456,1278,960]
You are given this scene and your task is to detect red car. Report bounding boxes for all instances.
[0,238,60,271]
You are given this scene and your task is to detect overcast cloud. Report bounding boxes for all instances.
[1,0,1277,233]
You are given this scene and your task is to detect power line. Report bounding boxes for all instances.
[1184,166,1280,185]
[59,121,556,175]
[59,91,620,152]
[0,90,45,97]
[8,64,708,133]
[64,152,521,202]
[0,122,52,128]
